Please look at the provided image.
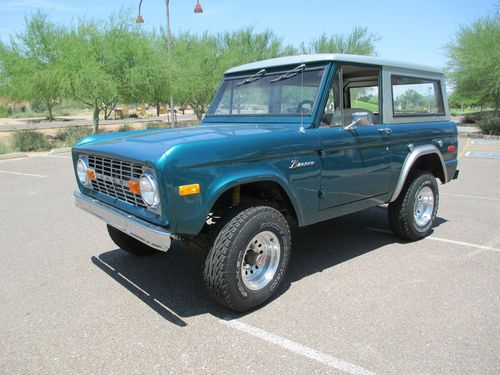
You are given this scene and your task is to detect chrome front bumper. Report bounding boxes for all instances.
[74,191,172,252]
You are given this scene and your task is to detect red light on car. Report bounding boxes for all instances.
[448,145,456,152]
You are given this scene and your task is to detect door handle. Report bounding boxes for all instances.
[378,127,392,135]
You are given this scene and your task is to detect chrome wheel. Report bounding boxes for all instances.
[241,231,281,291]
[414,186,435,226]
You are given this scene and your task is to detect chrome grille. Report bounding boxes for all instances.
[87,155,147,209]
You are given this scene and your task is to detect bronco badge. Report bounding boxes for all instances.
[289,160,316,169]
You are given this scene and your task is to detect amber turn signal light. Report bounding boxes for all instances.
[128,180,141,194]
[86,169,96,181]
[179,184,200,196]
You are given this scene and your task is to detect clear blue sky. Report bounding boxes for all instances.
[0,0,497,69]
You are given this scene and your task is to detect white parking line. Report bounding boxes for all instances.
[221,319,376,375]
[442,193,500,202]
[117,272,150,296]
[365,227,500,253]
[426,237,500,253]
[0,169,46,178]
[465,151,500,159]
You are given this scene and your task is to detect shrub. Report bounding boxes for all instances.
[128,113,139,118]
[478,116,500,135]
[0,139,10,154]
[54,127,92,147]
[118,124,134,132]
[462,113,480,124]
[30,100,46,113]
[0,105,10,117]
[13,130,50,152]
[144,122,163,130]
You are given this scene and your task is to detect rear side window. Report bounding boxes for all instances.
[391,75,445,116]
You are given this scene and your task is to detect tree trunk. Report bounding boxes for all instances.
[47,104,54,122]
[46,99,55,122]
[93,101,100,133]
[156,102,160,117]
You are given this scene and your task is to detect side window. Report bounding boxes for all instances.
[391,75,445,116]
[348,86,379,113]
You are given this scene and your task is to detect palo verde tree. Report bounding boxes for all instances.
[129,32,171,116]
[172,32,220,120]
[302,26,380,55]
[0,13,64,121]
[59,21,118,133]
[446,9,500,114]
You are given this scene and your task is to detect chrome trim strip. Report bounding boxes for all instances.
[74,191,171,252]
[389,144,448,203]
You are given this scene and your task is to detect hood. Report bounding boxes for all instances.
[74,123,297,163]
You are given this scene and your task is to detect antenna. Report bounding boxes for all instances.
[299,57,305,134]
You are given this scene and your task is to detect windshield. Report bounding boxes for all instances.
[207,65,326,117]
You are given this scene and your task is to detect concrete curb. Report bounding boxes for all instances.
[458,133,500,140]
[49,147,72,154]
[0,152,29,160]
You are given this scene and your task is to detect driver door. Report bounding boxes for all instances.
[318,65,392,211]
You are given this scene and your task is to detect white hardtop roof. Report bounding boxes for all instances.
[225,53,443,75]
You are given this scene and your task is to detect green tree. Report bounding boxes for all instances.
[59,21,118,133]
[172,32,220,119]
[129,33,171,116]
[217,27,294,70]
[302,26,379,55]
[0,13,64,121]
[446,10,500,114]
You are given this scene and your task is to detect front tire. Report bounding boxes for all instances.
[107,225,158,255]
[388,171,439,241]
[203,206,291,312]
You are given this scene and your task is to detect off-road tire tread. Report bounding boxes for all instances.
[203,206,290,312]
[388,171,438,241]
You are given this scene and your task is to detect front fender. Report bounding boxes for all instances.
[168,159,320,235]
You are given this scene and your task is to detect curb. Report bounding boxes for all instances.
[0,152,29,160]
[458,133,500,140]
[49,147,72,154]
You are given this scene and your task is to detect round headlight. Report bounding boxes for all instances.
[139,173,160,207]
[77,158,88,184]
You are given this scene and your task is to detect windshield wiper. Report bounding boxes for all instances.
[270,63,306,83]
[235,69,266,86]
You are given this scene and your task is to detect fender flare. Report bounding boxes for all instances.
[389,144,448,202]
[206,173,304,225]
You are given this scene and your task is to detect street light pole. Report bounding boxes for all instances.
[165,0,174,127]
[136,0,203,127]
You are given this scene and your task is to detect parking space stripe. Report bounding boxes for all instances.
[117,272,150,296]
[0,169,46,178]
[442,193,500,202]
[426,237,500,253]
[365,227,500,253]
[221,319,376,375]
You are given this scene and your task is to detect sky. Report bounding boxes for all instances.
[0,0,497,69]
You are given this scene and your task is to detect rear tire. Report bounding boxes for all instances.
[203,206,291,312]
[107,225,158,255]
[388,171,439,241]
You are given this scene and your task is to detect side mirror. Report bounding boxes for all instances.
[344,111,370,131]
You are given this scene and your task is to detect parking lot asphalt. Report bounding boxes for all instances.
[0,137,499,374]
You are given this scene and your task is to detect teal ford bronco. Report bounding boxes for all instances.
[73,54,459,311]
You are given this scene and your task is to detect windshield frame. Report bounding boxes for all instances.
[204,62,331,124]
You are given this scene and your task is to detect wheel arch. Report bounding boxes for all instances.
[206,175,302,225]
[389,145,448,202]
